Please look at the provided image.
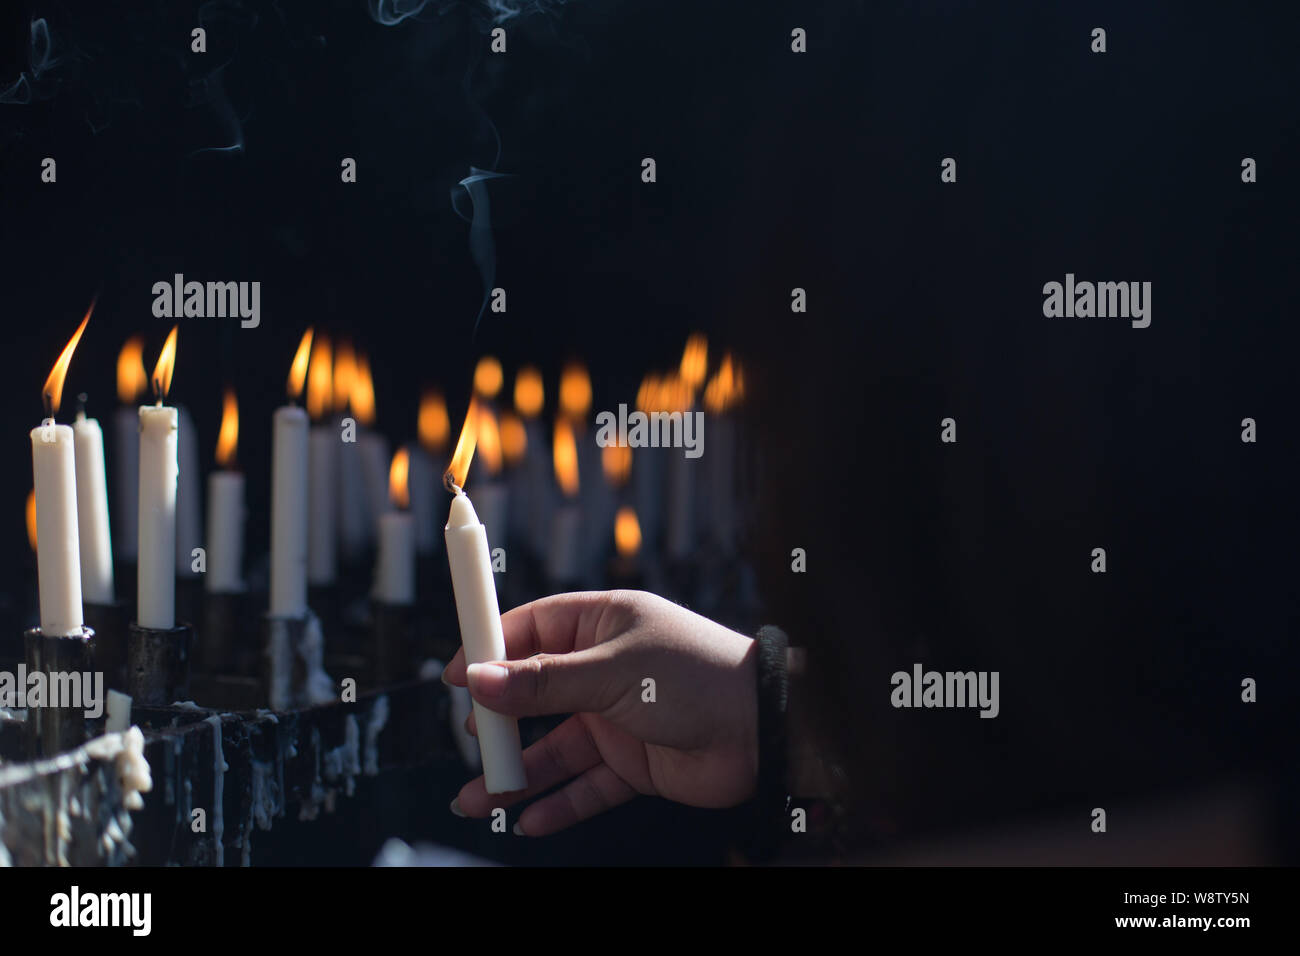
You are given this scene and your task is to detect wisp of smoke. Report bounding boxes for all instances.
[368,0,571,28]
[0,18,74,106]
[452,167,511,334]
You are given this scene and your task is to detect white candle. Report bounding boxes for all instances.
[137,404,178,628]
[444,491,527,793]
[360,429,391,537]
[336,417,368,560]
[308,425,338,585]
[407,445,438,555]
[523,419,552,558]
[547,503,582,585]
[113,407,139,561]
[205,471,245,593]
[72,411,114,605]
[632,441,663,551]
[175,406,202,579]
[270,405,309,617]
[374,511,414,604]
[31,421,83,635]
[665,445,696,561]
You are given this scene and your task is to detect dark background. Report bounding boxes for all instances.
[1,0,1295,863]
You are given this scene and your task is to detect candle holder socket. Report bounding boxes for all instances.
[22,625,96,758]
[372,601,416,686]
[261,611,334,712]
[127,622,194,706]
[83,600,129,691]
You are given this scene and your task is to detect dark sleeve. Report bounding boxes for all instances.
[737,624,791,862]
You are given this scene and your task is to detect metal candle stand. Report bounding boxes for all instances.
[261,612,329,711]
[373,602,415,686]
[83,600,129,691]
[23,625,96,758]
[199,591,250,675]
[127,622,194,706]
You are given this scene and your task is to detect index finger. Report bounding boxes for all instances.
[441,590,629,685]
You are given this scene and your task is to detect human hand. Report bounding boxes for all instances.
[442,589,759,836]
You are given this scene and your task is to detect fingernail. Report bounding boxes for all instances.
[512,822,526,836]
[467,663,510,697]
[440,669,453,686]
[449,798,467,818]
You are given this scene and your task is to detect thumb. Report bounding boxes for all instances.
[466,650,619,717]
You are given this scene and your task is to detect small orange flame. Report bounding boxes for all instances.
[26,489,37,554]
[499,411,526,467]
[43,299,93,415]
[601,442,632,487]
[286,328,313,400]
[418,388,450,452]
[445,396,481,492]
[679,333,708,389]
[514,366,544,418]
[215,387,239,468]
[389,447,410,509]
[333,340,357,413]
[615,506,641,557]
[152,325,179,403]
[306,333,333,420]
[351,353,377,426]
[703,352,744,413]
[116,336,148,404]
[476,405,503,477]
[473,356,503,399]
[636,373,693,414]
[559,361,592,420]
[553,417,580,497]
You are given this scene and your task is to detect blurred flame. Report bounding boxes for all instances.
[476,405,503,477]
[499,411,526,467]
[26,490,36,554]
[445,396,480,491]
[703,352,744,413]
[473,356,503,399]
[351,353,377,426]
[679,333,708,389]
[553,418,579,497]
[152,325,179,403]
[601,442,632,487]
[306,333,333,420]
[287,328,313,400]
[333,340,357,413]
[419,388,450,452]
[559,361,592,420]
[117,336,148,404]
[215,387,239,468]
[44,299,93,415]
[389,447,410,509]
[636,373,693,414]
[615,506,641,557]
[514,366,544,418]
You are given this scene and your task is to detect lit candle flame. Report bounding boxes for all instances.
[389,447,410,509]
[418,388,450,452]
[306,333,333,421]
[444,396,481,493]
[473,356,503,399]
[43,298,93,416]
[614,506,641,557]
[351,353,377,426]
[703,352,744,413]
[601,441,632,487]
[558,361,592,420]
[553,417,580,497]
[215,387,239,468]
[514,365,544,418]
[679,333,708,389]
[116,335,148,404]
[287,328,314,400]
[25,489,36,553]
[333,339,357,413]
[476,405,503,477]
[637,373,693,414]
[152,325,179,404]
[499,411,526,467]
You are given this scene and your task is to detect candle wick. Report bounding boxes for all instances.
[42,391,53,420]
[442,472,463,496]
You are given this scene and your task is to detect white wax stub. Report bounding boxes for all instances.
[445,492,527,793]
[106,690,132,733]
